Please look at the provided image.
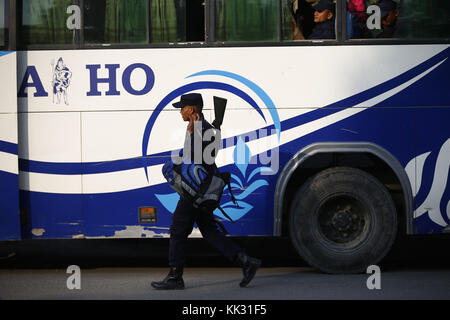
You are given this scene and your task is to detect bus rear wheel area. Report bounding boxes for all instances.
[289,167,397,274]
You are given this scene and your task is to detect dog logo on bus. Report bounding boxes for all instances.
[51,57,72,105]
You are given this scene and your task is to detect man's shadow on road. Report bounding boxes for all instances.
[183,268,317,290]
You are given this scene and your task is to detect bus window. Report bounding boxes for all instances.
[347,0,450,40]
[149,0,204,43]
[19,0,78,46]
[84,0,147,44]
[149,0,185,43]
[0,0,5,47]
[84,0,204,45]
[185,0,205,42]
[282,0,337,41]
[215,0,279,42]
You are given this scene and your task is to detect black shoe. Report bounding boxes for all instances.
[151,266,185,290]
[235,252,261,288]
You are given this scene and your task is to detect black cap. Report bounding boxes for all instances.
[314,0,335,13]
[172,93,203,110]
[378,0,397,19]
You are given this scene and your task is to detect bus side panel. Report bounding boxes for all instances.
[80,110,168,238]
[18,112,83,239]
[79,109,273,237]
[0,52,21,240]
[367,53,450,234]
[14,45,450,238]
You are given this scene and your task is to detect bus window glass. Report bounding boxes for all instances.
[84,0,147,44]
[347,0,450,39]
[149,0,204,43]
[149,0,185,43]
[84,0,202,44]
[0,0,5,47]
[19,0,77,46]
[282,0,337,41]
[215,0,279,42]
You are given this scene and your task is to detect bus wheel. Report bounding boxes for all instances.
[289,167,397,274]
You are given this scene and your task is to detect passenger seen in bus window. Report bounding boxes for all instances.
[376,0,399,38]
[290,0,316,40]
[347,0,367,39]
[308,0,336,39]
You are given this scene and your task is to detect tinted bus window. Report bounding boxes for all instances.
[282,0,337,41]
[149,0,185,43]
[84,0,147,44]
[0,0,5,47]
[19,0,78,46]
[215,0,279,42]
[149,0,203,43]
[84,0,203,44]
[347,0,450,39]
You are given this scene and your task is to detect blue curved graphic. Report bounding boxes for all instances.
[248,166,274,182]
[233,180,269,200]
[214,201,253,221]
[141,81,266,180]
[0,140,18,155]
[223,137,273,220]
[155,192,180,213]
[0,51,13,58]
[155,190,255,222]
[188,70,281,140]
[231,174,244,188]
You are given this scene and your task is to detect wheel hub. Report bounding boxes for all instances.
[318,196,367,245]
[331,208,353,232]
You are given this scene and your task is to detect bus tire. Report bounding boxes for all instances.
[289,166,397,274]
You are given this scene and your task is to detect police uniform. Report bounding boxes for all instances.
[169,110,241,268]
[151,93,261,290]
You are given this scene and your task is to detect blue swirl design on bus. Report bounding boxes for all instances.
[144,70,281,221]
[406,138,450,230]
[217,137,274,220]
[155,137,274,221]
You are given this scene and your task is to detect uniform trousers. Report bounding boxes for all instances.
[169,198,242,267]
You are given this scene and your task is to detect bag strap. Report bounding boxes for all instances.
[221,172,240,208]
[217,206,234,223]
[227,181,239,208]
[214,218,228,235]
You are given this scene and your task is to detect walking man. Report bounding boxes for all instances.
[151,93,261,290]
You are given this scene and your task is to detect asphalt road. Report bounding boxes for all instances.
[1,236,450,300]
[1,266,450,300]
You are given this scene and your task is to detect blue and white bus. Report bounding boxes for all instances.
[1,0,449,273]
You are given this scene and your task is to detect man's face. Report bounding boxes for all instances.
[314,9,333,23]
[181,105,195,121]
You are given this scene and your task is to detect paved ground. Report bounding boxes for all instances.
[1,236,450,300]
[0,266,449,300]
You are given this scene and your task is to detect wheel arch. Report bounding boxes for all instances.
[273,142,414,236]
